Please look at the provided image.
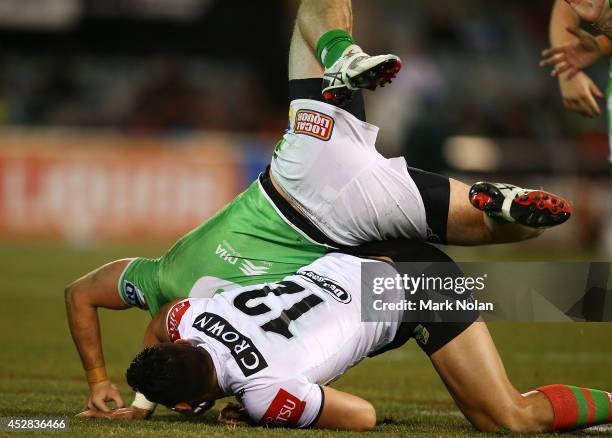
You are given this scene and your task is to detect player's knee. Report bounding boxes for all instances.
[499,410,544,433]
[353,402,376,431]
[485,405,544,433]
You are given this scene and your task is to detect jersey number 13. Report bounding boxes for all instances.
[232,281,323,339]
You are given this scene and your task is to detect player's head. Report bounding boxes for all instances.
[126,342,216,409]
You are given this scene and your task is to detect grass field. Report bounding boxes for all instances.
[1,241,611,437]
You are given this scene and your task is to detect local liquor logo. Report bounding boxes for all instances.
[294,110,334,141]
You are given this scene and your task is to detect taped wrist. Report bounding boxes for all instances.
[132,392,157,412]
[86,367,108,385]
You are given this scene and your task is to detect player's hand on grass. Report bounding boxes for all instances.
[87,380,125,413]
[76,406,152,420]
[541,27,603,78]
[217,402,250,426]
[558,71,604,117]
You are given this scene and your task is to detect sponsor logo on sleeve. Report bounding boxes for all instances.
[192,312,268,377]
[123,280,148,309]
[167,300,191,342]
[261,389,306,427]
[298,270,351,303]
[294,110,334,141]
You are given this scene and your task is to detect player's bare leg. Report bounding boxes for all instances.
[431,322,612,432]
[289,22,323,81]
[297,0,353,44]
[445,179,572,245]
[296,0,401,104]
[565,0,612,39]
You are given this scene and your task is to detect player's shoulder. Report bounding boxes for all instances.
[164,298,201,342]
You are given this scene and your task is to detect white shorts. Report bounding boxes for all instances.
[270,99,427,247]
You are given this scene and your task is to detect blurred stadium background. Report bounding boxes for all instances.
[0,1,610,435]
[0,0,609,252]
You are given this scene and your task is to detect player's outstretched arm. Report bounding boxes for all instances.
[64,259,133,413]
[541,27,607,78]
[76,300,175,420]
[313,386,377,431]
[546,0,605,117]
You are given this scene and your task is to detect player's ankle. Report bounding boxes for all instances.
[316,29,356,68]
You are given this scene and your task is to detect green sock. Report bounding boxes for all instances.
[316,29,354,68]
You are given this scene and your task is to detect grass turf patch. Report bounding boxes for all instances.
[1,241,611,437]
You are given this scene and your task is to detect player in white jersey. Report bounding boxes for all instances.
[123,252,467,430]
[118,250,612,432]
[157,254,402,428]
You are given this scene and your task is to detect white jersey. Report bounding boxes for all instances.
[271,99,428,246]
[166,253,403,428]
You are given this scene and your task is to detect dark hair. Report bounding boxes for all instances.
[126,343,213,407]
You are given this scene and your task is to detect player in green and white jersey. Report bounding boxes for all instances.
[67,0,573,415]
[118,181,329,317]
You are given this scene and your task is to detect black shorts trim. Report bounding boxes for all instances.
[371,321,477,357]
[289,78,366,122]
[407,167,450,244]
[259,168,340,248]
[342,238,449,261]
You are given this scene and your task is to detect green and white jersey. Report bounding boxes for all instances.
[119,98,428,317]
[119,178,328,316]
